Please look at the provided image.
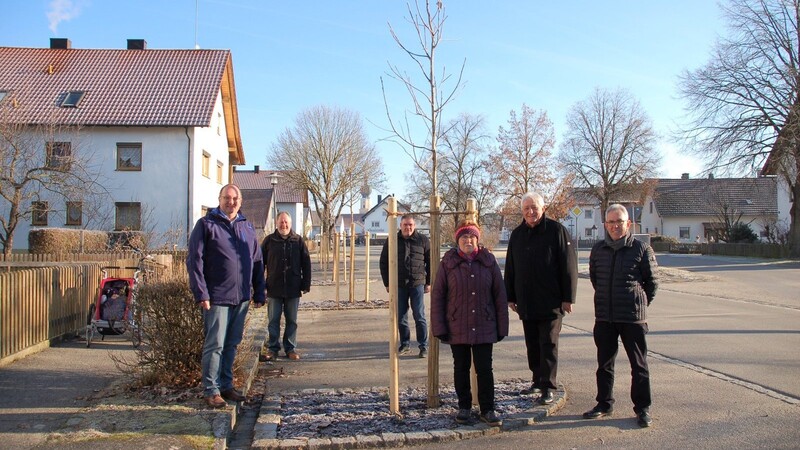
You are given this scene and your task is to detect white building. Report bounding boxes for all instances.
[0,38,245,251]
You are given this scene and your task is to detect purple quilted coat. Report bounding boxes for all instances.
[431,248,509,345]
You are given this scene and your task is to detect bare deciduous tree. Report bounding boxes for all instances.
[677,0,800,256]
[382,0,465,195]
[490,104,572,229]
[559,87,660,216]
[267,105,384,245]
[0,115,104,255]
[405,113,494,227]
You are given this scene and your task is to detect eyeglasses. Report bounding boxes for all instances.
[606,220,627,226]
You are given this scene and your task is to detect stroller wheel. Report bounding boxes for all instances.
[86,305,95,348]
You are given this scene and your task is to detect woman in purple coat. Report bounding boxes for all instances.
[431,219,509,427]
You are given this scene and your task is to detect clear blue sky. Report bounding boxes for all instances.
[3,1,726,202]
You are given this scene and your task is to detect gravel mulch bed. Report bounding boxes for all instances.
[276,379,536,439]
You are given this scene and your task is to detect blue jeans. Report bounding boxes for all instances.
[398,285,427,349]
[267,297,299,354]
[201,301,249,397]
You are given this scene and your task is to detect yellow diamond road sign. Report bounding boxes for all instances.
[572,207,582,216]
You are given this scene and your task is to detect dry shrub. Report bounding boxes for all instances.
[120,269,255,389]
[130,271,205,387]
[28,228,108,253]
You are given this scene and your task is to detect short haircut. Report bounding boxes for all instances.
[218,184,241,198]
[605,203,629,220]
[520,192,544,208]
[277,211,291,221]
[400,214,415,223]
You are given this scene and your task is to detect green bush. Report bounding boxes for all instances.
[650,235,679,244]
[728,222,758,243]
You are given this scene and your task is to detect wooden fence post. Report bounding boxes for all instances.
[427,194,442,407]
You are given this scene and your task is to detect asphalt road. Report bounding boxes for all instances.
[419,251,800,450]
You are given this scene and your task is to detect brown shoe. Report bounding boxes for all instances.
[205,394,226,408]
[220,388,246,402]
[287,351,301,360]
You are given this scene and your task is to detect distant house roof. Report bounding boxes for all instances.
[240,189,273,229]
[0,40,244,163]
[361,194,411,218]
[232,167,308,205]
[653,177,778,216]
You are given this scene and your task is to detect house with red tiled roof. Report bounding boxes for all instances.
[0,38,244,249]
[231,166,311,239]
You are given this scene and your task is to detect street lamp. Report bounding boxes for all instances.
[270,172,278,231]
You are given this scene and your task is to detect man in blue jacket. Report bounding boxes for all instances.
[504,192,577,405]
[584,203,658,427]
[187,184,265,408]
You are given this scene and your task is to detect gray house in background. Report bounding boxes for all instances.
[232,166,309,239]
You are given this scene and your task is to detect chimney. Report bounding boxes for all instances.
[377,195,383,204]
[708,173,714,179]
[681,173,689,180]
[50,38,71,49]
[127,39,147,50]
[254,165,260,173]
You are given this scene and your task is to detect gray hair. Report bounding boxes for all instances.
[605,203,629,220]
[276,211,292,221]
[520,192,544,208]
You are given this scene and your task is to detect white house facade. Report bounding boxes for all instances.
[0,39,244,251]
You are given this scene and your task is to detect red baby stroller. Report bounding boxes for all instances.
[86,267,142,347]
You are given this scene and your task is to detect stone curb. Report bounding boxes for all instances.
[250,385,566,449]
[214,305,269,449]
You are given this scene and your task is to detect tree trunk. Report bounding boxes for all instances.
[790,174,800,258]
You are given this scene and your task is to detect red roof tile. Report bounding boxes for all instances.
[0,46,230,127]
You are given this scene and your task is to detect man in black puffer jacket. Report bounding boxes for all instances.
[504,192,577,405]
[260,211,311,361]
[584,203,658,428]
[380,214,431,358]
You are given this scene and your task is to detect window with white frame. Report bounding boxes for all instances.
[585,227,593,237]
[584,209,593,219]
[679,226,690,239]
[216,161,224,184]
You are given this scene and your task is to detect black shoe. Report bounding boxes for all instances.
[419,348,428,358]
[538,389,554,405]
[520,383,542,395]
[583,404,613,419]
[455,408,471,424]
[637,409,653,427]
[398,345,410,355]
[220,388,246,402]
[479,410,502,427]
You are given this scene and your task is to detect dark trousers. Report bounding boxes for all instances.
[521,317,562,390]
[450,343,494,413]
[593,321,652,412]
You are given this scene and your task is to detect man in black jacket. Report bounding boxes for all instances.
[380,214,431,358]
[259,211,311,361]
[504,192,577,405]
[584,203,658,428]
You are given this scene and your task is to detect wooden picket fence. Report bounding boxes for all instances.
[0,264,100,362]
[0,251,183,364]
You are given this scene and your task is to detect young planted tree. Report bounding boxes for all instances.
[558,87,660,216]
[678,0,800,256]
[267,105,384,246]
[382,0,465,195]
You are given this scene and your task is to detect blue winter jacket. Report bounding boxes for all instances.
[187,208,266,306]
